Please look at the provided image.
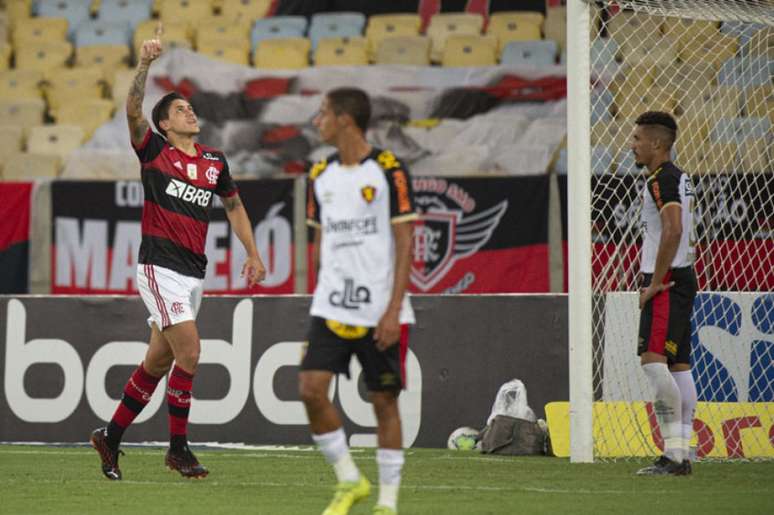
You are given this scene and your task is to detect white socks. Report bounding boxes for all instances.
[672,370,698,460]
[642,362,683,462]
[376,448,404,510]
[312,428,360,483]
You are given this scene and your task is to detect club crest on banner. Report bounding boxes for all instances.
[411,178,507,292]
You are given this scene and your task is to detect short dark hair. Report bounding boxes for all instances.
[152,92,187,138]
[326,87,371,133]
[635,111,678,149]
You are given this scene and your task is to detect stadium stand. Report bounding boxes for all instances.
[27,124,85,158]
[1,152,61,179]
[254,36,310,69]
[441,34,496,67]
[314,37,368,66]
[375,35,431,65]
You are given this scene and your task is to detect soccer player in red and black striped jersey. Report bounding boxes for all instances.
[90,24,266,480]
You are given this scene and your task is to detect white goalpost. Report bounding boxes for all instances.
[568,0,774,462]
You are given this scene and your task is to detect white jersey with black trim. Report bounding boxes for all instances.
[640,161,695,273]
[306,148,418,327]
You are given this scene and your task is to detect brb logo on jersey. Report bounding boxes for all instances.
[166,179,212,207]
[411,178,507,292]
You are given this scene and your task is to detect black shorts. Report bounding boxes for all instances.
[638,266,697,365]
[300,317,409,393]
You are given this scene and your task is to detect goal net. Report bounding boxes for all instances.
[578,0,773,461]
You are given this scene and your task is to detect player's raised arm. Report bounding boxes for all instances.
[127,22,163,146]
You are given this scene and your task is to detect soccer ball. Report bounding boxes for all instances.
[447,426,480,451]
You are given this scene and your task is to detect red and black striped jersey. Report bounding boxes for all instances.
[133,128,237,278]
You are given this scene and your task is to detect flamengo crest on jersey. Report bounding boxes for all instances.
[307,149,418,327]
[640,161,695,273]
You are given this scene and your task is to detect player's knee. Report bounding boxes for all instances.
[371,392,399,419]
[298,379,327,406]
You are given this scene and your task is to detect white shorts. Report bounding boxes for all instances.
[137,264,203,329]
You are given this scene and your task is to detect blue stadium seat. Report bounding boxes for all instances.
[591,89,613,124]
[98,0,153,31]
[717,56,773,87]
[500,40,558,66]
[720,21,766,46]
[251,16,308,50]
[613,148,638,175]
[310,12,366,32]
[308,22,362,50]
[75,20,132,47]
[591,37,620,75]
[36,0,91,38]
[709,118,737,143]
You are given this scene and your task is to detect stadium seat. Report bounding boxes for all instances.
[375,36,431,66]
[592,145,614,174]
[197,41,250,65]
[672,116,711,148]
[0,69,44,100]
[677,32,737,68]
[14,41,73,75]
[427,13,483,62]
[36,0,91,38]
[251,16,307,50]
[314,37,368,66]
[365,14,421,59]
[615,86,675,120]
[44,67,104,111]
[739,138,772,173]
[742,27,774,58]
[621,36,677,67]
[1,152,61,179]
[590,38,621,76]
[311,12,366,33]
[745,84,773,123]
[680,85,742,122]
[134,19,191,55]
[607,11,664,44]
[195,18,250,49]
[662,17,720,47]
[543,6,566,52]
[52,98,114,139]
[27,124,85,158]
[98,0,154,31]
[76,44,131,78]
[75,20,132,47]
[0,125,24,161]
[614,148,640,174]
[735,116,772,140]
[5,0,32,26]
[0,45,10,71]
[720,21,767,46]
[159,0,214,35]
[718,56,773,87]
[12,16,69,46]
[689,142,738,174]
[662,62,717,107]
[486,14,541,56]
[219,0,272,24]
[111,68,135,108]
[308,19,363,50]
[441,34,497,67]
[591,89,614,124]
[501,40,557,66]
[253,37,310,69]
[489,11,545,30]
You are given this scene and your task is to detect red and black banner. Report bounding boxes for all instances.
[51,179,295,294]
[0,183,32,294]
[558,173,774,291]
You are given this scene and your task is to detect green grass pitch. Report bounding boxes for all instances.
[1,445,773,514]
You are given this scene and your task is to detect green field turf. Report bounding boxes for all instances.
[1,445,773,514]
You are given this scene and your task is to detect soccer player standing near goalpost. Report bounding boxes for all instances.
[631,111,698,476]
[90,23,266,480]
[300,88,417,515]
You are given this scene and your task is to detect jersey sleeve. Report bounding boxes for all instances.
[215,154,238,198]
[376,150,417,223]
[306,158,327,228]
[647,172,680,211]
[132,127,165,163]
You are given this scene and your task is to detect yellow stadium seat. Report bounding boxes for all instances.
[76,44,131,75]
[687,142,737,174]
[111,68,136,108]
[0,44,10,71]
[375,35,431,66]
[2,152,61,179]
[621,37,677,67]
[27,124,85,159]
[441,34,497,67]
[5,0,33,27]
[314,37,368,66]
[195,18,250,49]
[486,17,541,55]
[0,15,9,45]
[746,85,773,123]
[253,37,310,69]
[615,86,676,120]
[607,11,664,44]
[660,62,716,106]
[198,41,250,65]
[739,138,772,173]
[427,13,483,63]
[0,125,24,161]
[591,119,630,151]
[134,19,191,56]
[672,116,711,146]
[0,98,45,132]
[490,11,545,30]
[662,17,719,48]
[678,32,738,68]
[12,16,68,45]
[44,67,104,111]
[15,40,72,74]
[544,6,566,51]
[679,85,742,122]
[0,69,44,100]
[608,65,655,99]
[52,99,115,139]
[219,0,271,24]
[365,14,421,59]
[159,0,214,35]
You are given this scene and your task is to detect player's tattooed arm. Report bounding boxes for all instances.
[128,23,163,146]
[222,194,243,212]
